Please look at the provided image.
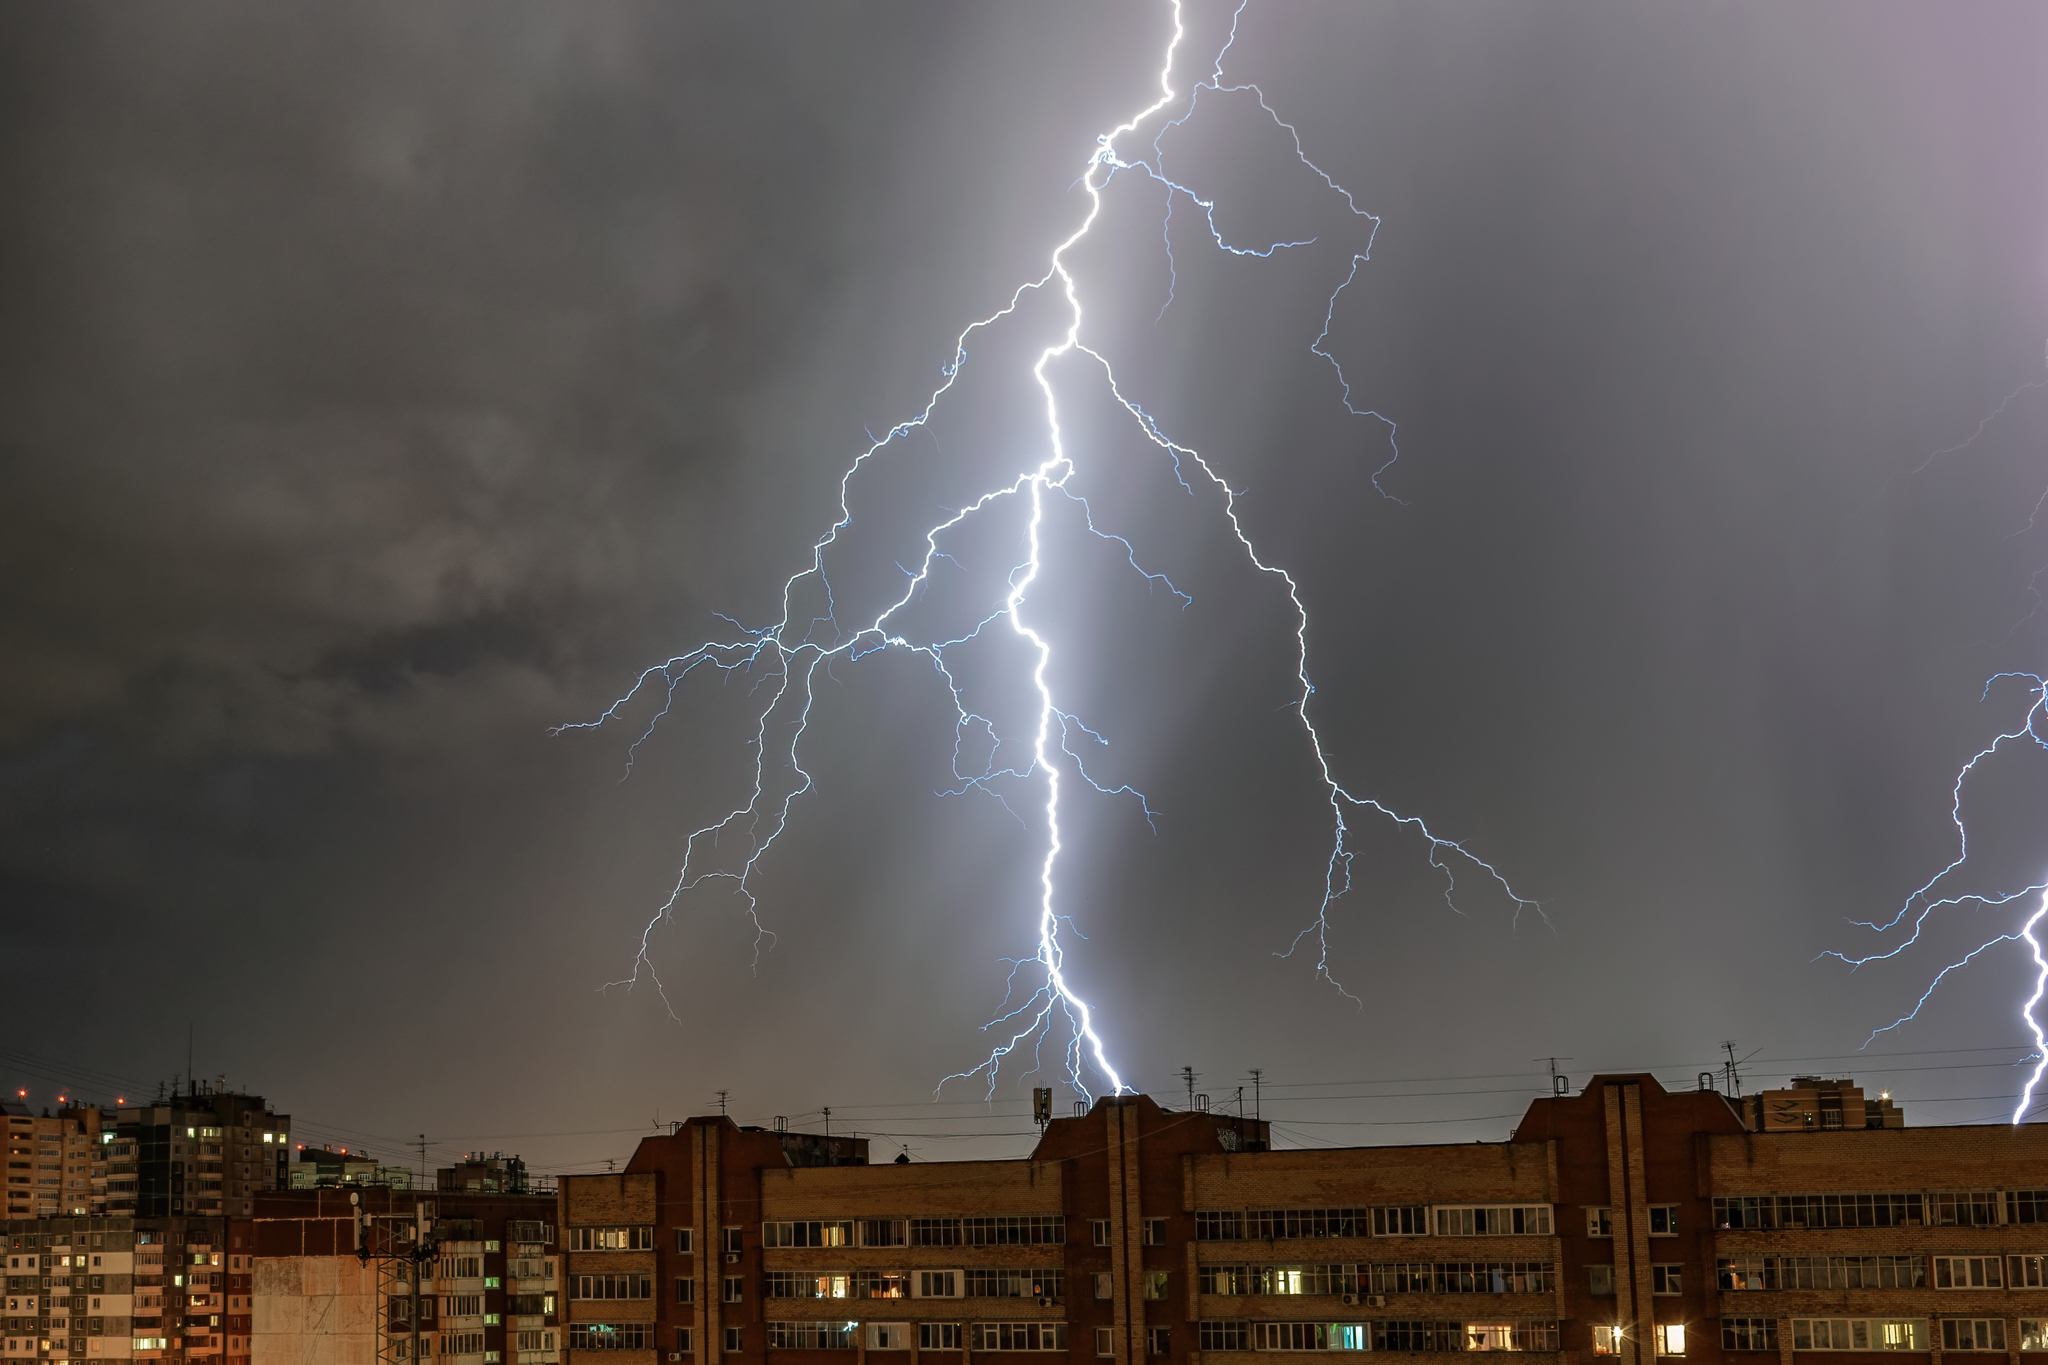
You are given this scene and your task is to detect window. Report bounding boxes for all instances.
[1713,1192,1922,1230]
[722,1228,743,1255]
[1200,1321,1249,1352]
[1651,1325,1685,1356]
[674,1228,692,1254]
[962,1268,1062,1300]
[867,1324,909,1351]
[1095,1327,1115,1357]
[570,1275,650,1301]
[1141,1219,1168,1247]
[1588,1266,1614,1296]
[1372,1323,1464,1353]
[2021,1321,2048,1352]
[908,1216,1064,1247]
[1196,1208,1386,1241]
[764,1323,855,1350]
[1937,1256,2004,1288]
[1142,1271,1169,1301]
[1718,1255,1923,1291]
[2012,1192,2048,1224]
[1721,1318,1777,1352]
[722,1328,742,1354]
[723,1276,743,1303]
[1147,1328,1171,1357]
[565,1227,652,1252]
[919,1325,959,1351]
[1253,1323,1328,1352]
[1592,1326,1623,1355]
[483,1314,501,1327]
[1586,1208,1612,1238]
[1791,1319,1929,1351]
[674,1277,693,1303]
[1944,1321,2009,1352]
[861,1220,908,1248]
[444,1296,483,1317]
[1647,1205,1678,1236]
[915,1271,961,1299]
[1362,1262,1552,1295]
[1931,1192,2002,1228]
[1091,1220,1110,1247]
[443,1331,486,1356]
[1093,1272,1112,1300]
[1434,1206,1550,1237]
[519,1333,556,1352]
[762,1221,853,1249]
[1651,1265,1682,1296]
[854,1271,909,1299]
[968,1323,1067,1352]
[763,1272,849,1300]
[1460,1323,1561,1352]
[2016,1256,2048,1288]
[482,1277,500,1290]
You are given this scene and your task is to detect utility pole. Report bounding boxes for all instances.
[1721,1042,1745,1097]
[417,1135,428,1188]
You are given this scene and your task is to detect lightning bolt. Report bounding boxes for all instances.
[1828,344,2048,1124]
[558,0,1536,1099]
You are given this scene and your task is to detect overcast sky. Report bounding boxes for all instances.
[5,1,2048,1176]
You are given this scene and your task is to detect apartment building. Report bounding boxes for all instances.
[108,1088,295,1220]
[553,1075,2048,1365]
[4,1105,109,1219]
[248,1187,560,1365]
[0,1212,242,1365]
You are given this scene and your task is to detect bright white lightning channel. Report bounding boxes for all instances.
[1828,350,2048,1125]
[558,0,1536,1099]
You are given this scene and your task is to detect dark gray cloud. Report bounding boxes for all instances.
[4,1,2048,1171]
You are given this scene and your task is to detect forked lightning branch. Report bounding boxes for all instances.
[558,0,1536,1097]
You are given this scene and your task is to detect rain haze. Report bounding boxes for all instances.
[5,1,2048,1176]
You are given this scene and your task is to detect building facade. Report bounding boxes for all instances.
[4,1106,109,1220]
[552,1077,2048,1365]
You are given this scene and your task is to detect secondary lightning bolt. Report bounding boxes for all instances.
[1828,345,2048,1123]
[558,0,1535,1098]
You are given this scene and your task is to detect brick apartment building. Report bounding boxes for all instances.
[552,1075,2048,1365]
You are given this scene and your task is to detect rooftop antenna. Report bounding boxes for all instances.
[823,1107,831,1139]
[1536,1057,1574,1097]
[417,1135,428,1186]
[1249,1069,1262,1123]
[716,1090,729,1117]
[1181,1066,1196,1112]
[1721,1041,1753,1098]
[186,1025,194,1098]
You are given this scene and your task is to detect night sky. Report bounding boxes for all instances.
[6,2,2048,1178]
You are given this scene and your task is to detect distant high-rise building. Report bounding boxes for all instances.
[1,1103,107,1219]
[103,1084,293,1220]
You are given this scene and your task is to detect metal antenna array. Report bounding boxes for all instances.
[353,1193,438,1365]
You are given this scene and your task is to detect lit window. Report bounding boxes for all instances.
[1592,1326,1623,1355]
[1586,1208,1613,1238]
[1655,1325,1685,1356]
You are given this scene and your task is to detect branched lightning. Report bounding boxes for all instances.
[1829,345,2048,1123]
[558,0,1535,1099]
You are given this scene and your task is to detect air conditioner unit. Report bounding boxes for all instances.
[1038,1297,1054,1308]
[724,1253,740,1265]
[1366,1295,1386,1308]
[670,1354,683,1360]
[1340,1294,1359,1307]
